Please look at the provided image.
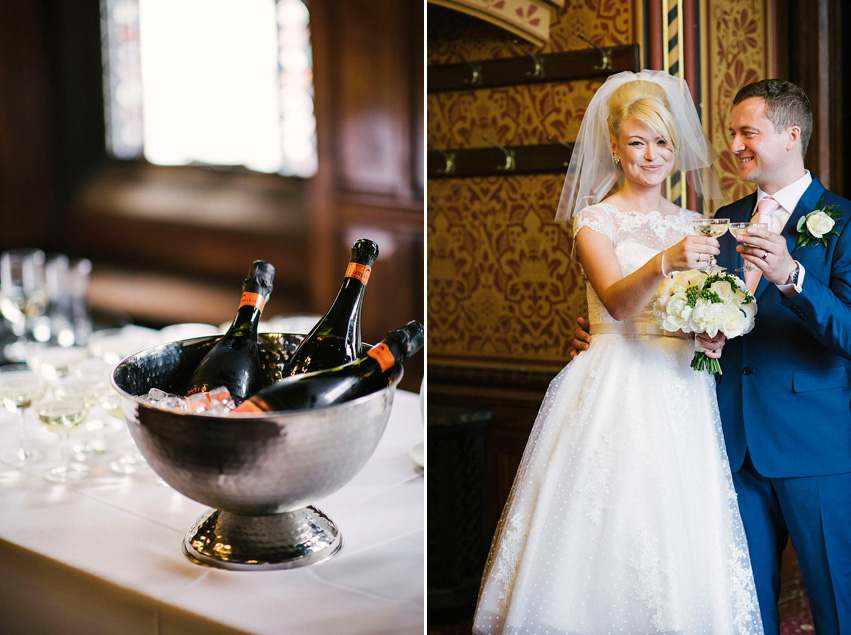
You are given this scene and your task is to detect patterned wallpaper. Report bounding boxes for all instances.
[427,0,773,371]
[702,1,774,212]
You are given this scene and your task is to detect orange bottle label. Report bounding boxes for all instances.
[366,342,396,372]
[345,263,371,284]
[239,292,265,312]
[233,398,270,414]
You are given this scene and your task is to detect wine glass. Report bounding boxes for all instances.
[0,365,47,467]
[729,222,768,272]
[0,249,48,361]
[692,218,730,270]
[37,397,89,483]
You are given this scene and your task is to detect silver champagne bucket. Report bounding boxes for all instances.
[111,333,401,571]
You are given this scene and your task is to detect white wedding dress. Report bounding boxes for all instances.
[473,203,763,634]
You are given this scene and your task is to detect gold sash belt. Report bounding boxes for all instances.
[590,322,690,340]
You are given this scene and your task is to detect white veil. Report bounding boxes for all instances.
[555,69,723,223]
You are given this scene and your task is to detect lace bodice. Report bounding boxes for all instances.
[574,202,701,327]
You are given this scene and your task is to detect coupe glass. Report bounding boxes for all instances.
[69,356,148,475]
[692,218,730,270]
[25,343,88,381]
[51,374,109,458]
[0,365,47,467]
[103,388,148,475]
[729,222,768,272]
[0,249,48,361]
[37,397,89,483]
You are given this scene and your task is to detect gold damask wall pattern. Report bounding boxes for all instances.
[427,1,639,370]
[702,0,775,212]
[428,175,578,367]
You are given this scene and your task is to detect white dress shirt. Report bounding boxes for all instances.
[752,171,811,295]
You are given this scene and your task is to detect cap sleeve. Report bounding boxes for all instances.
[573,204,616,243]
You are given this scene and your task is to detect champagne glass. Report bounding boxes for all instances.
[38,397,89,483]
[25,343,88,381]
[0,365,47,467]
[1,249,48,361]
[51,374,109,458]
[103,388,148,475]
[68,356,148,475]
[692,218,730,270]
[729,222,768,272]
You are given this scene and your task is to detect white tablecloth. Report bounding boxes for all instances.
[0,390,424,634]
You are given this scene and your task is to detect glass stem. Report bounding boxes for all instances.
[17,408,28,457]
[59,433,70,473]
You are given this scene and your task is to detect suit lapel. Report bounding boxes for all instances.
[785,176,826,257]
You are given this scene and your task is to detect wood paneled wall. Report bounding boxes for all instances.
[0,0,424,391]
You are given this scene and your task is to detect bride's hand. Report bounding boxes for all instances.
[695,332,727,359]
[661,236,720,272]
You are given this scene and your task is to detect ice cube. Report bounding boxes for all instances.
[183,392,210,413]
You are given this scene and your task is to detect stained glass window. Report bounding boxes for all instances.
[101,0,317,177]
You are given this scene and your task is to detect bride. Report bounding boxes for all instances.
[472,70,763,634]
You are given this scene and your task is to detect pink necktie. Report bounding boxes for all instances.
[745,196,779,292]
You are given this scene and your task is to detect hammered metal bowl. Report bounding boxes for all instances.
[111,333,402,570]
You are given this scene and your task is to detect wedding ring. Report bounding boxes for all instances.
[761,251,768,260]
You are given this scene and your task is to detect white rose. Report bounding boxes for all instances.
[806,211,835,238]
[721,304,747,338]
[709,280,734,302]
[669,280,688,296]
[681,269,707,288]
[656,276,676,299]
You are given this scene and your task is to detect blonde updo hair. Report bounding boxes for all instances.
[607,80,680,155]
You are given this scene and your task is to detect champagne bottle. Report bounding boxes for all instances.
[233,320,423,413]
[185,260,275,404]
[283,238,379,376]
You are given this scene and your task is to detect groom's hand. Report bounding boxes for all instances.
[570,316,591,360]
[735,227,797,285]
[695,332,727,359]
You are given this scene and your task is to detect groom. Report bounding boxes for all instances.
[572,79,851,633]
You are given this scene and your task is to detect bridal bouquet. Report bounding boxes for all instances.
[653,270,757,374]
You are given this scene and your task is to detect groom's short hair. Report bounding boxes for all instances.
[733,79,813,157]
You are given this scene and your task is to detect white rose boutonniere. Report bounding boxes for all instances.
[796,197,841,248]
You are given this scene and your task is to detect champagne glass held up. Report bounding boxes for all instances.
[729,222,768,272]
[0,364,47,467]
[692,218,730,270]
[0,249,48,362]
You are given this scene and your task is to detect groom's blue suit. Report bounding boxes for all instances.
[716,175,851,633]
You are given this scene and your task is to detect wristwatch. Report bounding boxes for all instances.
[786,261,801,286]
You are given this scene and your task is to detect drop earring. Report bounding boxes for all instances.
[612,154,621,165]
